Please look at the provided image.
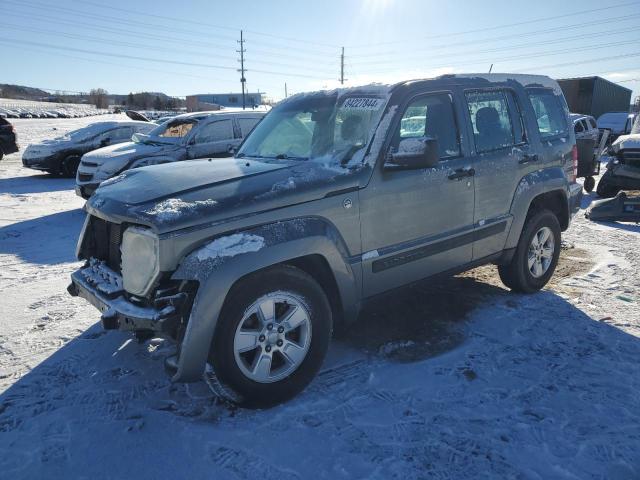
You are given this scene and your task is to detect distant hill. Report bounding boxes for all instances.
[0,83,184,109]
[0,84,51,100]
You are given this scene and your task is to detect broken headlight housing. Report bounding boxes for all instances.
[121,226,160,297]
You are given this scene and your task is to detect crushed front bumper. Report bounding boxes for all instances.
[68,260,182,333]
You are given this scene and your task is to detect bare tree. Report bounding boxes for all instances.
[89,88,109,109]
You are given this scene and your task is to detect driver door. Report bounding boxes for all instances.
[187,119,236,158]
[359,91,475,297]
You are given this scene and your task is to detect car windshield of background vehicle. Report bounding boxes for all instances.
[57,124,107,142]
[237,94,387,166]
[527,89,569,138]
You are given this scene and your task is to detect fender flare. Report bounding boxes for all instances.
[505,167,569,249]
[169,217,359,382]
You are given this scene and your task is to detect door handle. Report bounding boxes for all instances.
[448,168,475,180]
[518,154,538,165]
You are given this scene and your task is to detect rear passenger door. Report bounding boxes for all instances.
[464,88,536,260]
[186,119,235,158]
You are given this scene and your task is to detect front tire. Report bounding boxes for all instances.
[498,209,561,293]
[209,265,332,408]
[61,155,81,178]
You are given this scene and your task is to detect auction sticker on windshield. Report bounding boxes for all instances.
[342,98,384,110]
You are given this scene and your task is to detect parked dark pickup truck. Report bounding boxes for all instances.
[69,74,582,407]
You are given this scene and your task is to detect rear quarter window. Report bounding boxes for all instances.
[527,89,569,139]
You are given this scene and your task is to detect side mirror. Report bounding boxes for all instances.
[388,137,440,169]
[228,144,236,154]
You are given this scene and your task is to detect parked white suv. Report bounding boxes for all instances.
[76,110,265,198]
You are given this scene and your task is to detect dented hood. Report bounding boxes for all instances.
[86,157,362,233]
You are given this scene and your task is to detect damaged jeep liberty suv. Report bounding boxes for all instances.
[69,74,582,407]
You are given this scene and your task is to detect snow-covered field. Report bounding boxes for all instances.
[1,116,640,479]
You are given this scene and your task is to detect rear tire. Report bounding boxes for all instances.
[596,171,620,198]
[583,176,595,193]
[498,209,561,293]
[209,265,332,408]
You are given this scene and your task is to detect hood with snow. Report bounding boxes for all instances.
[81,140,183,176]
[86,157,366,234]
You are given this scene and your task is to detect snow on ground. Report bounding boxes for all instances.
[1,117,640,479]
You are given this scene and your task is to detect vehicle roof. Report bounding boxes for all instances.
[170,110,266,121]
[282,73,562,105]
[82,121,152,129]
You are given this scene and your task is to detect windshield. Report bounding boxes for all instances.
[136,119,198,145]
[236,93,387,165]
[58,124,106,142]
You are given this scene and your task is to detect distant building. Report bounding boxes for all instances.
[557,76,632,119]
[186,92,264,111]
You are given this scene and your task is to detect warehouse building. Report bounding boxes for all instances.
[557,76,631,119]
[186,92,264,111]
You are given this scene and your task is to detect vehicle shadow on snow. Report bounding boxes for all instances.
[0,209,84,264]
[0,174,76,195]
[1,264,640,477]
[589,220,640,234]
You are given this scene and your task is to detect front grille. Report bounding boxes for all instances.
[78,173,93,182]
[89,216,122,273]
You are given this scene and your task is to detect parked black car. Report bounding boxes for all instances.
[0,117,19,160]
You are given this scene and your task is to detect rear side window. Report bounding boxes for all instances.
[588,117,597,129]
[394,93,461,158]
[527,89,568,138]
[574,121,584,134]
[466,90,515,153]
[193,119,233,144]
[237,118,260,137]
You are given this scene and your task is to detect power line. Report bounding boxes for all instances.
[348,26,640,67]
[0,23,338,76]
[0,37,329,80]
[75,0,341,50]
[350,13,640,59]
[347,0,640,48]
[354,39,640,75]
[8,0,339,56]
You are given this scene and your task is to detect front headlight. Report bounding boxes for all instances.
[121,226,160,296]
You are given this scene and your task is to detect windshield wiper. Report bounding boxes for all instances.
[235,152,246,158]
[274,153,308,160]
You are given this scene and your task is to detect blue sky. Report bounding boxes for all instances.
[1,0,639,101]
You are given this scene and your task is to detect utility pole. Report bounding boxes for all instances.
[284,82,288,98]
[340,47,345,85]
[237,30,247,110]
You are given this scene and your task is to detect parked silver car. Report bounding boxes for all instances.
[22,121,154,177]
[75,111,265,198]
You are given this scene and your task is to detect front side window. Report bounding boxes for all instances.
[193,119,233,144]
[527,89,568,138]
[574,121,584,134]
[237,93,387,166]
[393,93,461,158]
[466,90,515,153]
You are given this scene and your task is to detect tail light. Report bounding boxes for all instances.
[569,144,578,182]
